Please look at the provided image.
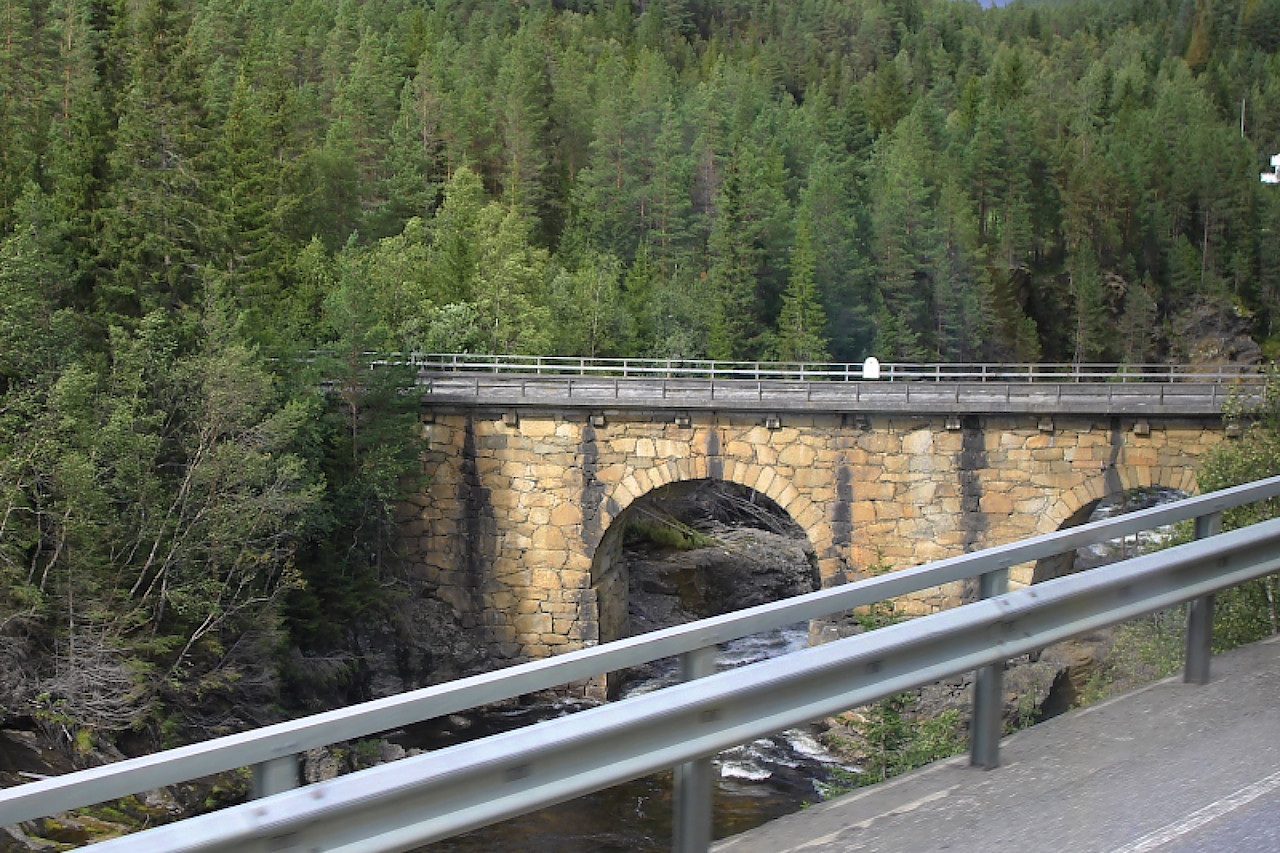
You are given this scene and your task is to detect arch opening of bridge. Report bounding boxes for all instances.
[1027,468,1197,587]
[590,478,821,690]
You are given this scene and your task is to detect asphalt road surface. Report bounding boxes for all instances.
[714,635,1280,853]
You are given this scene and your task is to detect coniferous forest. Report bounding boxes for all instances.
[4,0,1280,742]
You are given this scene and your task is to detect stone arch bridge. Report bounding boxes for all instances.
[396,360,1254,665]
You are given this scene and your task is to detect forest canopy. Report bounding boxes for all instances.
[3,0,1280,742]
[3,0,1280,366]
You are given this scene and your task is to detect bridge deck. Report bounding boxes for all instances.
[418,372,1248,416]
[715,635,1280,853]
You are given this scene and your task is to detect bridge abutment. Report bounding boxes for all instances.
[399,408,1226,664]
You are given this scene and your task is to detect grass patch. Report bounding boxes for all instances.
[624,512,719,550]
[819,693,966,797]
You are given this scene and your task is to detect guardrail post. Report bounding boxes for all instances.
[673,645,717,853]
[970,568,1009,770]
[251,755,299,799]
[1185,511,1223,685]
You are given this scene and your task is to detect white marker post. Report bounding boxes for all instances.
[1262,153,1280,184]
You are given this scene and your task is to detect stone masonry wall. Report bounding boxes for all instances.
[397,409,1226,662]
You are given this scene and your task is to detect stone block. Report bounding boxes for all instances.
[979,493,1014,514]
[514,612,553,634]
[557,570,590,589]
[905,482,938,504]
[796,504,825,531]
[856,481,895,501]
[543,549,572,568]
[520,418,559,438]
[902,429,933,454]
[807,486,836,504]
[858,432,900,454]
[1123,447,1158,467]
[1025,434,1056,450]
[550,502,583,526]
[908,456,939,473]
[793,467,830,488]
[515,594,545,613]
[769,427,801,445]
[531,568,563,591]
[776,443,815,467]
[436,587,471,614]
[875,502,904,521]
[883,455,909,473]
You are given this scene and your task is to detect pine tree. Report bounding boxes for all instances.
[95,0,214,321]
[870,115,937,361]
[428,165,488,305]
[471,203,552,354]
[1068,237,1106,365]
[333,27,401,225]
[370,69,447,240]
[213,66,297,347]
[705,152,759,361]
[774,219,830,362]
[0,185,78,385]
[495,27,551,220]
[0,0,46,230]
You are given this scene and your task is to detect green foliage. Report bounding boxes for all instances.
[7,0,1279,370]
[851,551,900,632]
[624,513,718,551]
[1,311,321,738]
[1198,367,1280,646]
[822,693,965,795]
[5,0,1280,742]
[772,219,831,363]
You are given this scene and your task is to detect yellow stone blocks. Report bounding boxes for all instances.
[404,408,1229,662]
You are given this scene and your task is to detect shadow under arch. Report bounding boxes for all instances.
[1030,468,1193,585]
[590,475,820,694]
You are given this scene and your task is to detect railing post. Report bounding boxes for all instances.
[970,567,1009,770]
[251,755,299,799]
[674,645,718,853]
[1185,511,1223,685]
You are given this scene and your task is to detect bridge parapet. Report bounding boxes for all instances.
[406,354,1261,384]
[417,374,1246,415]
[408,355,1261,415]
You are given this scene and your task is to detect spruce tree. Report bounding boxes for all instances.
[775,219,830,362]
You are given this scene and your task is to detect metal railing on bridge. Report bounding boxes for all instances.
[399,354,1266,414]
[394,353,1265,384]
[5,478,1280,852]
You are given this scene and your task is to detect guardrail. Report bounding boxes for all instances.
[360,353,1266,384]
[6,477,1280,852]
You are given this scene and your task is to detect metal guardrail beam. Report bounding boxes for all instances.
[85,515,1280,853]
[3,477,1280,828]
